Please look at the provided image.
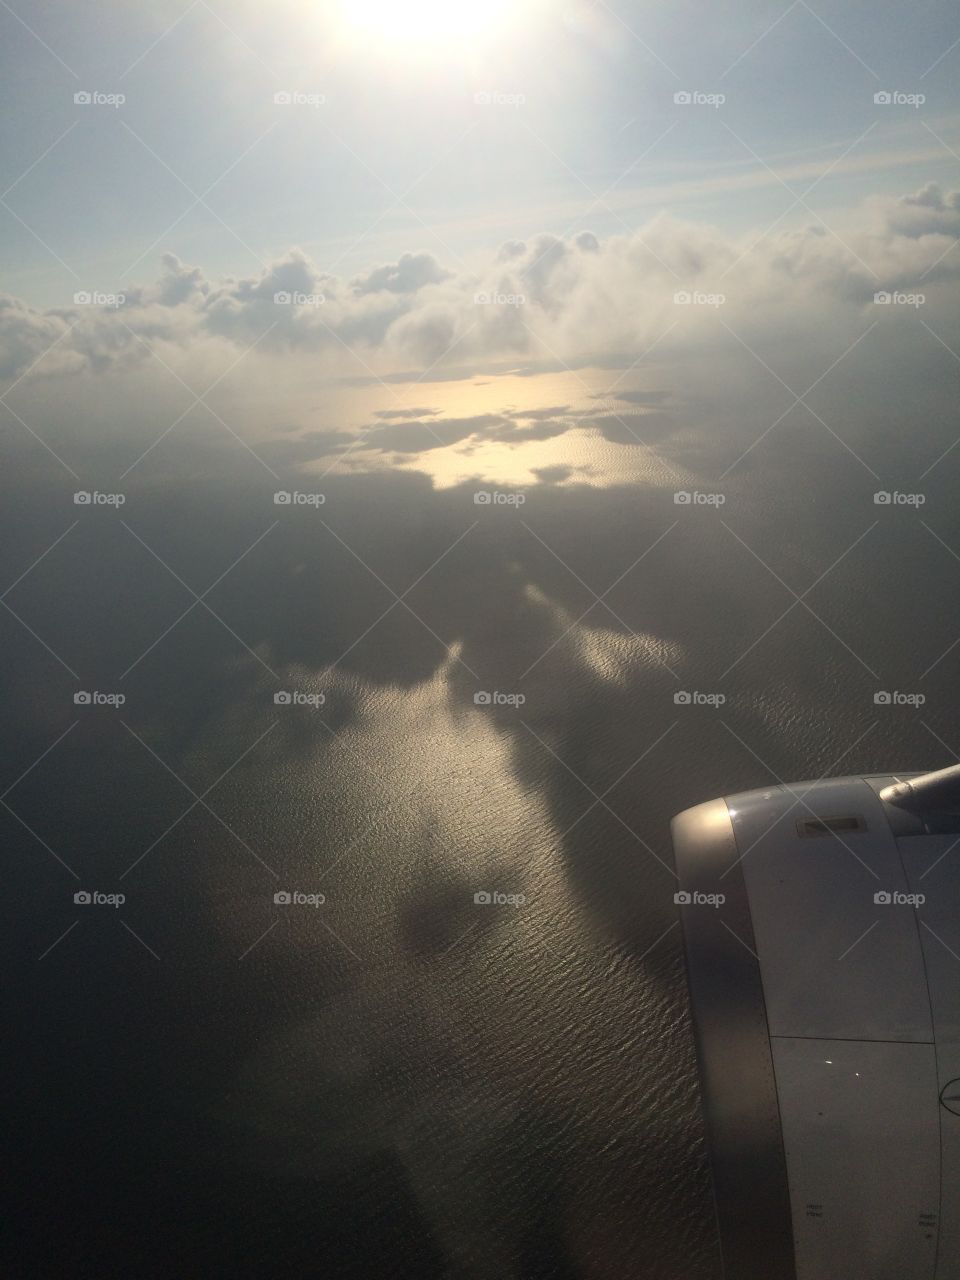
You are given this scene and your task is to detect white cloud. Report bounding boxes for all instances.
[0,296,78,381]
[884,182,960,238]
[0,183,957,389]
[351,251,452,295]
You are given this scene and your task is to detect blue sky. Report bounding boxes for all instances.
[2,0,959,305]
[1,0,958,502]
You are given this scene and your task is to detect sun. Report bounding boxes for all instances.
[337,0,513,47]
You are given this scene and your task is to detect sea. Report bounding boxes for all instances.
[2,354,958,1278]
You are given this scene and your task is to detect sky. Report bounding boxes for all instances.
[1,4,958,287]
[0,0,959,490]
[3,12,960,1273]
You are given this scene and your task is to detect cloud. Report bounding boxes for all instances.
[531,464,591,483]
[884,182,960,238]
[372,407,441,419]
[0,295,77,380]
[596,390,670,406]
[256,406,596,464]
[1,182,958,393]
[576,412,678,445]
[155,253,211,307]
[356,414,506,454]
[333,409,580,456]
[505,405,571,420]
[351,252,452,295]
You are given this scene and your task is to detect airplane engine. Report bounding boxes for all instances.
[672,765,960,1280]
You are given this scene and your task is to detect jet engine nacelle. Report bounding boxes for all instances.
[672,766,960,1280]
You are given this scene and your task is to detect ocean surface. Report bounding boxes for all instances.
[2,375,959,1278]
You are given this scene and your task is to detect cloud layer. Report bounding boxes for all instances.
[1,183,958,391]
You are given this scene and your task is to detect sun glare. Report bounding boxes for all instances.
[338,0,513,46]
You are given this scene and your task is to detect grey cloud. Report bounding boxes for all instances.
[283,410,586,462]
[357,414,507,454]
[1,183,958,389]
[352,252,452,295]
[887,183,960,237]
[595,390,670,406]
[256,429,353,465]
[580,412,678,444]
[503,405,573,420]
[484,418,572,444]
[372,407,441,419]
[156,253,210,306]
[496,240,527,262]
[532,464,593,483]
[0,295,75,380]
